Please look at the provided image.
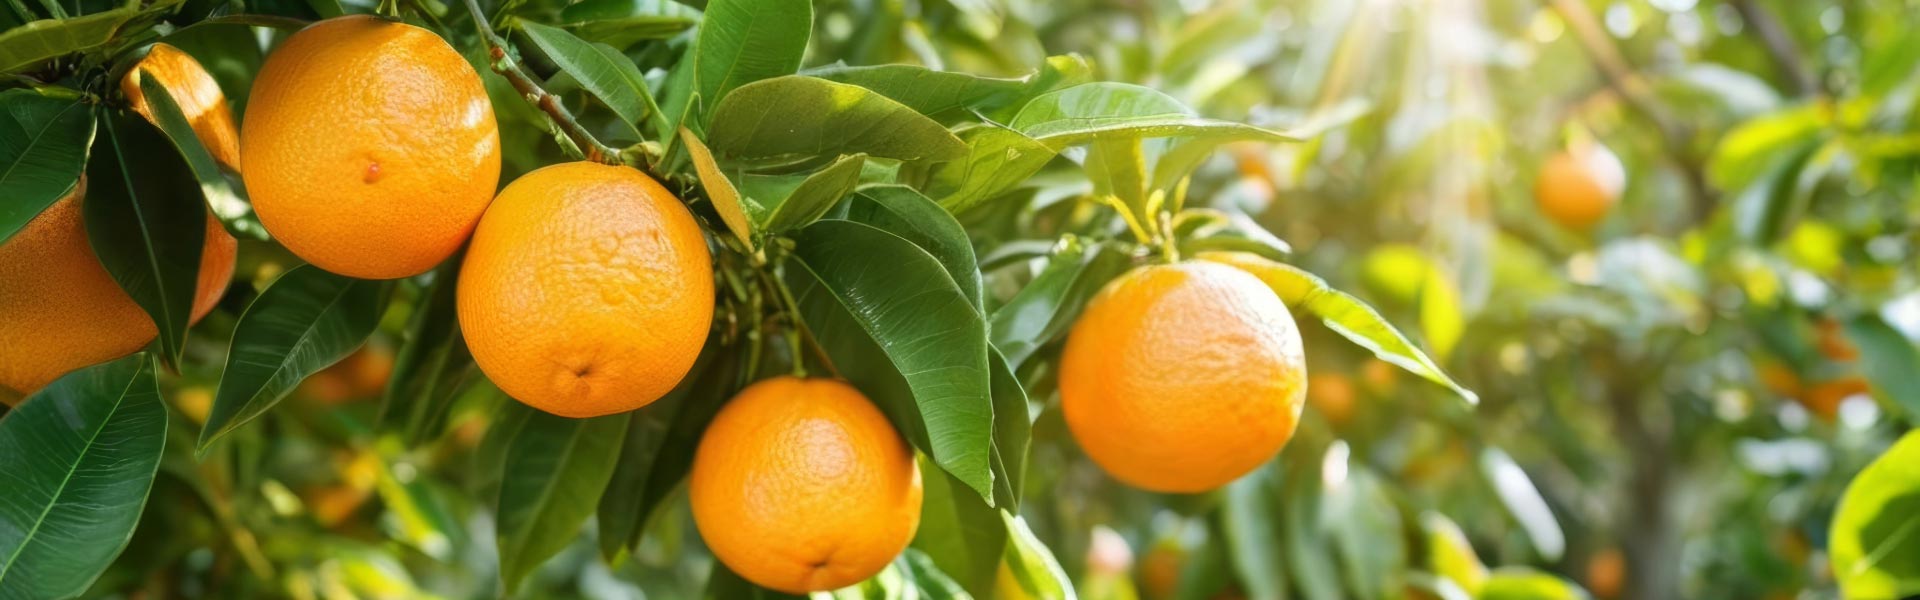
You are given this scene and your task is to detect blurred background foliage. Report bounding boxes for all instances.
[17,0,1920,598]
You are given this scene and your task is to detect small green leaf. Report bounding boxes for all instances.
[755,153,865,233]
[694,0,810,121]
[926,124,1055,214]
[1198,251,1478,405]
[807,63,1028,118]
[1423,512,1490,595]
[1730,137,1820,244]
[912,457,1007,597]
[134,74,249,236]
[200,265,389,452]
[1008,82,1299,148]
[846,185,983,311]
[1845,314,1920,420]
[0,89,92,244]
[520,22,661,132]
[558,0,700,49]
[785,220,995,502]
[1831,430,1920,597]
[681,127,755,248]
[706,562,805,599]
[497,412,630,593]
[83,110,208,368]
[707,76,967,163]
[1083,137,1147,216]
[0,354,165,599]
[902,549,972,600]
[988,239,1130,369]
[1001,511,1076,600]
[1327,469,1406,598]
[1477,568,1592,600]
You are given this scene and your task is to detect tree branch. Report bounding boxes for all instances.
[458,0,625,166]
[1728,0,1818,97]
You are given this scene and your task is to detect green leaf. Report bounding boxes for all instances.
[785,220,994,501]
[807,63,1028,118]
[681,127,755,248]
[1280,455,1343,600]
[1197,251,1478,405]
[1001,512,1075,600]
[1422,512,1489,595]
[520,22,660,132]
[1844,314,1920,420]
[83,110,207,368]
[987,238,1130,368]
[1327,470,1405,599]
[596,341,739,561]
[1831,430,1920,598]
[1479,447,1565,562]
[378,259,474,446]
[755,153,865,233]
[133,74,248,236]
[0,354,165,599]
[694,0,810,121]
[1008,82,1299,148]
[1730,137,1820,244]
[1083,137,1148,215]
[0,1,172,73]
[846,185,983,311]
[1221,465,1288,600]
[1149,98,1369,192]
[200,265,389,452]
[985,348,1028,509]
[912,457,1007,597]
[707,562,805,599]
[558,0,700,49]
[902,549,972,600]
[0,89,92,244]
[707,76,967,163]
[926,124,1055,214]
[496,412,630,593]
[1477,568,1592,600]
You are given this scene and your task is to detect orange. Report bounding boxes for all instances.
[1799,377,1869,422]
[1060,262,1306,493]
[1307,372,1356,425]
[0,181,236,397]
[1815,319,1858,362]
[1586,547,1626,599]
[690,377,922,593]
[458,162,712,418]
[298,343,395,404]
[122,43,242,171]
[242,15,500,279]
[1534,144,1624,230]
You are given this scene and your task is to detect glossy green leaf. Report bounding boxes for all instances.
[987,238,1130,368]
[1845,314,1920,420]
[786,220,994,501]
[985,348,1028,510]
[755,153,865,233]
[1831,430,1920,597]
[1479,447,1565,562]
[846,185,983,311]
[681,127,755,248]
[1477,568,1592,600]
[1083,137,1148,215]
[520,22,659,132]
[558,0,699,49]
[0,354,165,600]
[83,110,207,368]
[1327,469,1405,599]
[496,412,629,593]
[926,124,1055,214]
[807,63,1028,118]
[1422,512,1490,595]
[694,0,810,120]
[133,75,249,236]
[378,260,474,446]
[912,457,1006,597]
[902,549,972,600]
[707,76,967,163]
[200,265,389,452]
[1198,251,1478,405]
[1008,82,1299,148]
[1149,98,1368,192]
[1001,512,1075,600]
[0,89,92,244]
[0,1,173,73]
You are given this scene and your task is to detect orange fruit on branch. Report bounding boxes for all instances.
[1059,261,1307,493]
[690,377,922,594]
[0,181,236,397]
[242,15,500,279]
[122,43,242,171]
[1534,143,1624,231]
[458,162,712,418]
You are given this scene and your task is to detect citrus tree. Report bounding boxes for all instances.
[3,0,1920,599]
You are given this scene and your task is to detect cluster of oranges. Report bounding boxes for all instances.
[0,14,1317,593]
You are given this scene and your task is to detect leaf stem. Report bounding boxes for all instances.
[457,0,626,167]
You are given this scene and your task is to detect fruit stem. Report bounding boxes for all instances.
[457,0,636,171]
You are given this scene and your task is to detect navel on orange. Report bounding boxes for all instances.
[1059,261,1307,493]
[458,162,713,418]
[690,377,923,593]
[242,15,500,279]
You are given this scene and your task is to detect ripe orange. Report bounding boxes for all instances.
[122,43,242,171]
[1059,262,1307,493]
[1799,377,1869,422]
[690,377,922,593]
[242,15,500,279]
[0,181,236,397]
[458,162,712,418]
[1534,144,1624,230]
[298,343,395,405]
[1307,372,1357,425]
[1586,546,1626,599]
